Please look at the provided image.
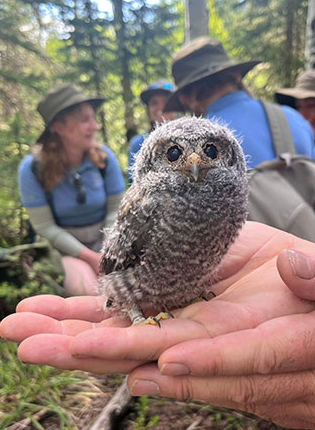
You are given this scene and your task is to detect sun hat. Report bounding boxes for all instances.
[163,36,261,112]
[275,70,315,108]
[37,84,105,142]
[140,79,174,105]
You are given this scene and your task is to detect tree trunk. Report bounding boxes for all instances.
[185,0,209,43]
[283,0,294,86]
[111,0,136,137]
[305,0,315,69]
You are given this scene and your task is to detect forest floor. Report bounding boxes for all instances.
[19,373,285,430]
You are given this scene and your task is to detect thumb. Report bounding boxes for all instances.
[277,249,315,300]
[127,363,210,402]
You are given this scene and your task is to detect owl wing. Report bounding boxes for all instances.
[99,183,155,275]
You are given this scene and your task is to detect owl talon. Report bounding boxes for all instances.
[132,312,173,327]
[204,291,216,300]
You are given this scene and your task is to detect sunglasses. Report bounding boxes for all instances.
[71,172,86,204]
[149,83,174,91]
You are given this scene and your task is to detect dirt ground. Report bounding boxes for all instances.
[22,373,289,430]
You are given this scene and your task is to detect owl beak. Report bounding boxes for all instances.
[186,153,201,182]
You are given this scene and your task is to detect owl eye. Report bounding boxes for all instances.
[204,144,218,159]
[167,145,182,162]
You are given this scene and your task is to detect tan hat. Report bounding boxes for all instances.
[164,36,260,112]
[275,70,315,108]
[37,84,105,142]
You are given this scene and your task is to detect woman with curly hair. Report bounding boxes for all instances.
[18,84,125,295]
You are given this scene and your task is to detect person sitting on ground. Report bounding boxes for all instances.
[275,69,315,134]
[127,79,177,182]
[163,37,314,168]
[18,84,125,296]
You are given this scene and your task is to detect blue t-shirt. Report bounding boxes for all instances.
[127,133,146,183]
[205,91,315,168]
[18,145,125,227]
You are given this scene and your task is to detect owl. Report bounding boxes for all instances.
[99,116,248,325]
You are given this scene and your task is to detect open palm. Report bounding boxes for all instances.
[1,221,314,376]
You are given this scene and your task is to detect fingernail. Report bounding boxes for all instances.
[288,250,315,280]
[130,380,160,396]
[160,363,190,375]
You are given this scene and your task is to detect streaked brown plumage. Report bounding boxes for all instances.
[98,116,248,324]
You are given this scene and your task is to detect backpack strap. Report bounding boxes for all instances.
[260,100,296,156]
[31,159,60,225]
[31,158,107,226]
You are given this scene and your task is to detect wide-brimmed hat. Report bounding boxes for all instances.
[164,36,261,112]
[37,84,105,142]
[140,79,174,105]
[275,70,315,109]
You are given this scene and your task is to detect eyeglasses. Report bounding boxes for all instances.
[71,172,86,204]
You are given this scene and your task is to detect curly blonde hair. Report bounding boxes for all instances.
[33,104,106,191]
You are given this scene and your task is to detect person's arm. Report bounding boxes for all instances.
[103,192,124,229]
[27,205,101,273]
[26,205,83,256]
[19,155,101,272]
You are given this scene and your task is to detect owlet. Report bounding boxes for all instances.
[99,117,248,324]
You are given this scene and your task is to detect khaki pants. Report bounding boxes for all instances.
[63,220,104,252]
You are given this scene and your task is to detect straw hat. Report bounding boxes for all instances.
[164,36,260,112]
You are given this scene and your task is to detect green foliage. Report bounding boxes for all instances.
[0,340,87,429]
[0,114,36,248]
[214,0,308,88]
[208,0,228,45]
[133,396,160,430]
[0,241,65,318]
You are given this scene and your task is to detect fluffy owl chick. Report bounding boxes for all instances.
[99,116,248,324]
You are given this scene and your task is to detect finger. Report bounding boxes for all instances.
[70,290,315,362]
[16,294,109,322]
[17,334,143,374]
[128,363,315,407]
[158,312,315,377]
[70,318,209,360]
[277,249,315,301]
[270,401,315,430]
[214,222,293,294]
[0,312,130,342]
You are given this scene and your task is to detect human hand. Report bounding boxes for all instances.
[1,222,315,380]
[77,247,101,275]
[125,247,315,429]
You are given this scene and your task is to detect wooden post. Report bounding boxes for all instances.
[185,0,209,42]
[305,0,315,69]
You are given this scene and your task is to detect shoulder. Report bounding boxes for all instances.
[281,105,311,126]
[99,144,119,163]
[98,145,123,180]
[18,154,35,177]
[281,105,313,138]
[129,134,144,151]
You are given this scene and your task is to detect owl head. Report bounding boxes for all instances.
[133,116,246,184]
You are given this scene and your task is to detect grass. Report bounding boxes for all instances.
[133,396,160,430]
[0,340,93,430]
